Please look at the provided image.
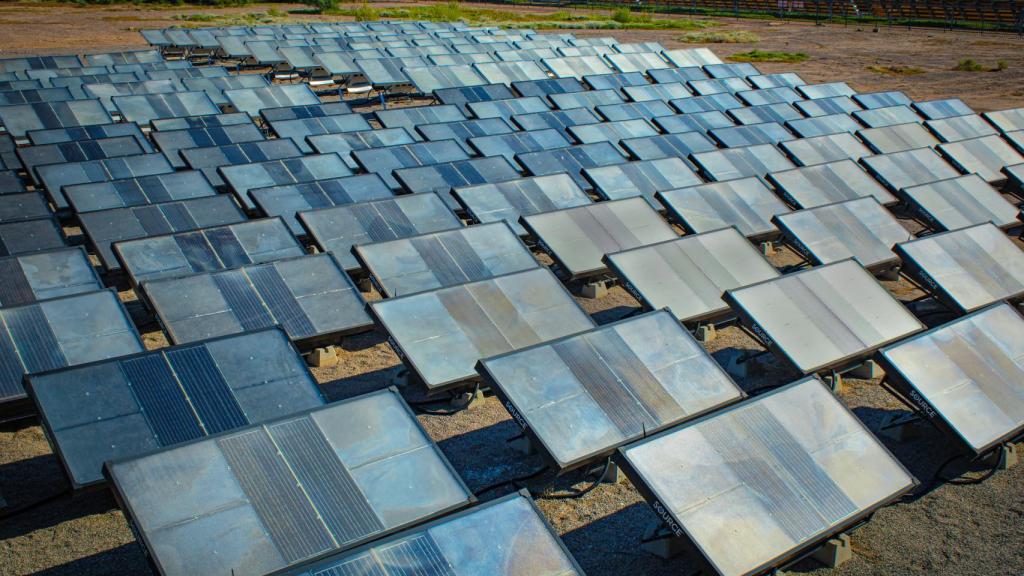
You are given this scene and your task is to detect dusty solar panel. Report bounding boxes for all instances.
[299,192,461,271]
[662,47,722,67]
[618,133,717,166]
[795,95,862,118]
[542,55,614,79]
[452,173,590,236]
[768,159,898,209]
[220,153,353,212]
[729,103,803,126]
[670,93,743,113]
[876,302,1024,456]
[704,62,759,79]
[370,267,595,392]
[181,139,303,189]
[0,170,26,195]
[925,114,999,143]
[468,128,570,169]
[28,327,325,489]
[0,193,50,224]
[64,171,216,213]
[182,74,271,107]
[1003,130,1024,155]
[901,174,1018,231]
[774,197,910,272]
[224,84,320,116]
[568,119,659,153]
[548,89,625,111]
[26,122,150,149]
[0,87,74,106]
[510,108,601,137]
[737,87,803,107]
[853,105,922,129]
[250,174,394,236]
[393,156,521,211]
[1007,163,1024,192]
[653,111,734,133]
[516,142,626,191]
[621,82,690,103]
[691,143,795,181]
[375,104,466,131]
[983,107,1024,133]
[404,64,487,93]
[860,147,962,192]
[115,217,306,289]
[913,98,974,120]
[797,81,857,100]
[725,259,924,374]
[938,134,1024,184]
[86,50,162,66]
[0,289,144,417]
[351,139,469,190]
[854,91,912,110]
[895,223,1024,315]
[596,100,675,122]
[150,111,253,132]
[583,157,701,209]
[356,56,421,87]
[112,92,220,125]
[269,115,373,154]
[466,96,550,121]
[146,252,372,346]
[0,134,20,170]
[659,177,790,241]
[105,387,473,576]
[0,218,65,256]
[511,77,585,98]
[748,72,805,89]
[649,66,709,84]
[18,136,147,186]
[84,80,181,113]
[521,196,677,280]
[307,127,418,170]
[51,73,143,100]
[709,121,795,148]
[37,153,175,211]
[786,113,862,138]
[607,52,670,74]
[151,123,265,169]
[434,83,515,113]
[0,100,112,139]
[79,195,246,272]
[858,122,940,154]
[281,491,582,576]
[619,375,915,576]
[582,72,648,91]
[259,101,351,123]
[605,227,780,324]
[355,221,538,298]
[688,77,750,96]
[416,118,514,154]
[480,310,744,470]
[0,247,101,308]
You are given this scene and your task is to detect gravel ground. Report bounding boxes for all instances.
[1,3,1024,576]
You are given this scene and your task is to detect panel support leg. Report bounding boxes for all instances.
[985,443,1019,470]
[760,241,776,256]
[823,372,844,393]
[810,533,853,568]
[580,279,609,299]
[450,387,485,411]
[640,522,688,560]
[696,323,717,342]
[307,345,339,368]
[356,277,373,293]
[878,411,922,442]
[846,359,884,380]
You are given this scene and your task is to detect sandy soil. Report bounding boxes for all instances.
[1,3,1024,576]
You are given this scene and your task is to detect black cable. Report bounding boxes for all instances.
[473,465,550,497]
[538,458,613,500]
[0,487,71,520]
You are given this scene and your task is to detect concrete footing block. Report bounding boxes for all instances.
[847,359,884,380]
[811,534,853,569]
[823,372,844,393]
[356,277,373,292]
[597,462,620,484]
[451,387,485,410]
[986,443,1019,470]
[696,324,717,342]
[307,346,339,368]
[760,242,776,256]
[580,280,608,299]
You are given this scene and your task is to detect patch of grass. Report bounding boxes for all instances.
[172,12,217,21]
[953,58,1008,72]
[728,49,807,63]
[678,30,759,43]
[995,60,1008,71]
[171,9,283,26]
[866,64,925,75]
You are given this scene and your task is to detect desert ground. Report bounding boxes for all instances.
[1,3,1023,576]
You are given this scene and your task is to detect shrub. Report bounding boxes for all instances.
[866,64,924,75]
[728,49,807,63]
[953,58,984,71]
[678,30,758,43]
[302,0,337,14]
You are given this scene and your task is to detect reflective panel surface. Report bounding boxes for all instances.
[767,159,897,209]
[901,174,1018,231]
[0,247,101,308]
[452,173,592,236]
[659,177,790,241]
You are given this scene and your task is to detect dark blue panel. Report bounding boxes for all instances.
[205,227,250,268]
[0,257,34,307]
[212,271,272,331]
[247,265,316,338]
[121,354,204,446]
[173,233,220,272]
[5,305,65,373]
[166,345,247,435]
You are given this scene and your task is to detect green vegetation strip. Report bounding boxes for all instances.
[728,50,807,63]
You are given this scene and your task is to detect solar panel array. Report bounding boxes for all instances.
[2,23,1023,576]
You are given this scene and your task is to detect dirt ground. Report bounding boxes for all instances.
[1,3,1024,576]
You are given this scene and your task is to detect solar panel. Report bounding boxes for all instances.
[896,223,1024,315]
[482,309,744,472]
[299,192,461,271]
[659,177,790,242]
[311,51,361,78]
[307,127,417,170]
[250,174,394,236]
[466,96,550,122]
[0,289,144,417]
[434,84,516,113]
[582,157,701,210]
[375,104,466,131]
[86,49,162,66]
[404,64,488,93]
[857,122,940,154]
[468,128,570,169]
[37,153,174,211]
[451,174,589,237]
[729,103,803,126]
[471,60,548,86]
[112,92,220,125]
[619,133,718,166]
[147,252,372,346]
[1005,130,1024,155]
[649,66,708,85]
[0,193,49,223]
[768,159,898,208]
[0,170,25,195]
[225,84,320,116]
[710,121,795,148]
[568,119,659,154]
[356,56,421,87]
[521,196,677,280]
[510,108,601,137]
[79,195,246,272]
[786,111,860,138]
[691,143,795,181]
[900,174,1018,231]
[774,197,910,273]
[28,327,325,490]
[688,77,750,96]
[50,73,143,100]
[582,72,649,91]
[64,170,217,213]
[876,302,1024,455]
[370,267,594,393]
[429,52,495,66]
[619,83,688,104]
[496,48,553,62]
[662,47,722,67]
[83,80,181,113]
[983,107,1024,133]
[618,375,915,576]
[351,140,469,190]
[596,100,675,122]
[748,72,805,89]
[0,100,111,140]
[542,55,614,79]
[854,91,912,110]
[737,87,803,107]
[0,87,74,106]
[0,218,65,256]
[913,98,974,120]
[670,93,743,113]
[0,55,83,72]
[25,122,151,150]
[797,81,857,100]
[257,103,351,124]
[18,136,147,186]
[115,217,306,291]
[151,123,265,169]
[150,111,253,132]
[924,114,999,142]
[0,246,101,308]
[794,95,862,118]
[268,114,373,153]
[605,226,780,324]
[653,111,734,133]
[181,139,303,189]
[860,147,962,192]
[416,117,513,153]
[853,105,922,129]
[704,62,759,78]
[281,490,581,576]
[938,134,1024,184]
[516,142,626,191]
[177,75,270,108]
[105,387,473,576]
[0,134,19,171]
[220,153,353,212]
[511,77,584,99]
